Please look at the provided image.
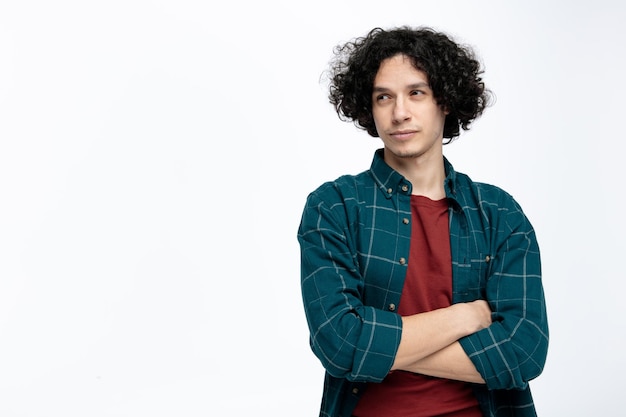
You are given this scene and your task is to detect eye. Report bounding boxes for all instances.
[375,93,391,102]
[410,90,425,96]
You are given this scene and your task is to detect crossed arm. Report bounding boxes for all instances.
[390,300,492,384]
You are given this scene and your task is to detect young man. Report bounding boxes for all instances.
[297,27,549,417]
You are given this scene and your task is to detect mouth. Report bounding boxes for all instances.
[390,129,418,140]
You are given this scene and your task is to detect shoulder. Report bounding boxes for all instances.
[453,172,534,232]
[299,170,378,236]
[454,171,520,210]
[305,170,374,207]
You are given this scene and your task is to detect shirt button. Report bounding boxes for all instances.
[387,188,393,194]
[485,255,491,262]
[352,387,360,395]
[388,303,396,311]
[401,184,409,192]
[399,257,406,265]
[402,218,409,224]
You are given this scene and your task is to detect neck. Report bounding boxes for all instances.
[384,151,446,199]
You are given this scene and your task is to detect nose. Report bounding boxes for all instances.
[392,98,411,123]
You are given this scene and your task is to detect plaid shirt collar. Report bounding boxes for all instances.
[369,148,460,206]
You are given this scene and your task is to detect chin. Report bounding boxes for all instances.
[388,147,424,159]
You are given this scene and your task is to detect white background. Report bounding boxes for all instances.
[1,1,624,415]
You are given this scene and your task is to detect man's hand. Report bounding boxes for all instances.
[456,299,492,334]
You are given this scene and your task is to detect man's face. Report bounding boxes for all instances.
[372,54,448,163]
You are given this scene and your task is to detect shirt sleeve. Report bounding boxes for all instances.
[297,186,402,383]
[458,193,549,390]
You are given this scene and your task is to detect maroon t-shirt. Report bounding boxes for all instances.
[352,195,482,417]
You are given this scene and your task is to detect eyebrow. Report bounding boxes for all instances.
[372,82,430,93]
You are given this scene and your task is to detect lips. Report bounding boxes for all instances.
[390,130,418,140]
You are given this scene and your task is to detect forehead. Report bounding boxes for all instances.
[374,54,429,85]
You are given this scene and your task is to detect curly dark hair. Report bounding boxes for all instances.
[326,26,492,141]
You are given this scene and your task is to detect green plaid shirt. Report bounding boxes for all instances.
[298,149,549,417]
